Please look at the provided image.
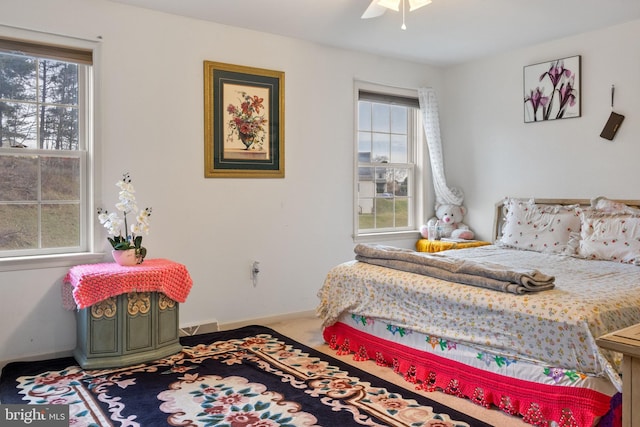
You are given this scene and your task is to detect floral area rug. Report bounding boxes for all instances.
[0,325,492,427]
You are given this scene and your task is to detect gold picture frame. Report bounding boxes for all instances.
[204,61,285,178]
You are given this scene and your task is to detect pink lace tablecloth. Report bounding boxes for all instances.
[62,258,193,310]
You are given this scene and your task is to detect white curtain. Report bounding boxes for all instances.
[418,87,464,207]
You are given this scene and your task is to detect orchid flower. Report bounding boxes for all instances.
[97,173,151,258]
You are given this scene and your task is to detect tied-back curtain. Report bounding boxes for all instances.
[418,87,464,207]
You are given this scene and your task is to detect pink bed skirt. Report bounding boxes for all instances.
[323,322,621,427]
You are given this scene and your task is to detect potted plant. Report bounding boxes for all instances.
[97,173,152,265]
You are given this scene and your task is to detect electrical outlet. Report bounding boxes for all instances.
[251,261,260,286]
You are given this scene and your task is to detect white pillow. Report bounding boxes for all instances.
[591,196,640,214]
[498,198,581,255]
[577,210,640,264]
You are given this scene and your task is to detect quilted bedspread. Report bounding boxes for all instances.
[317,245,640,390]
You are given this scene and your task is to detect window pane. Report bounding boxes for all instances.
[40,60,78,105]
[1,54,80,151]
[394,167,410,196]
[0,101,37,148]
[390,134,407,163]
[358,175,374,197]
[41,106,79,150]
[372,133,389,162]
[373,166,391,195]
[358,102,371,131]
[0,54,37,101]
[42,156,80,200]
[374,198,394,228]
[371,103,390,133]
[358,131,371,153]
[394,197,409,227]
[0,155,38,201]
[390,105,407,134]
[358,208,373,229]
[42,203,79,248]
[358,164,373,183]
[0,204,37,250]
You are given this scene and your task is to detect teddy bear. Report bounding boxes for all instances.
[420,204,475,240]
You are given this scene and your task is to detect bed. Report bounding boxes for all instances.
[317,197,640,427]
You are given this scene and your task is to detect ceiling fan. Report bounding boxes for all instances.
[362,0,432,29]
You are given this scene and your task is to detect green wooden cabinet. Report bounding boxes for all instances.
[74,291,181,369]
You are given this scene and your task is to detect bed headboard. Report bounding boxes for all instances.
[492,198,640,242]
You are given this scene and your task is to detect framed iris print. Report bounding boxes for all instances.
[204,61,284,178]
[523,55,581,123]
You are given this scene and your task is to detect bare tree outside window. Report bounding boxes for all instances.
[0,45,88,256]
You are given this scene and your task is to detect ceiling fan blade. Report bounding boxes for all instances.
[361,1,388,19]
[408,0,432,11]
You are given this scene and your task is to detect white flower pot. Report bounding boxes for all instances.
[112,249,139,266]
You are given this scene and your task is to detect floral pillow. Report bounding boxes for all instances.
[577,210,640,264]
[498,198,581,254]
[591,196,640,214]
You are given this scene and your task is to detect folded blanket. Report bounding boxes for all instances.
[354,244,555,294]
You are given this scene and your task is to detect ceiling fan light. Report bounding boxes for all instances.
[377,0,400,12]
[408,0,432,11]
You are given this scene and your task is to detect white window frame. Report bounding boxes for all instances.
[353,81,427,242]
[0,25,103,271]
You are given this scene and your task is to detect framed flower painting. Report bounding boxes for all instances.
[523,55,581,123]
[204,61,284,178]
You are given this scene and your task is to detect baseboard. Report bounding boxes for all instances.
[217,309,317,332]
[0,350,74,372]
[0,310,318,371]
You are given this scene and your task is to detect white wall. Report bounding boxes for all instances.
[440,20,640,240]
[0,0,442,364]
[3,0,640,366]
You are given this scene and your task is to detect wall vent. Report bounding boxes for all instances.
[179,321,219,337]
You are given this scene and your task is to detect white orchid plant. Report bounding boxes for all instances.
[97,173,152,260]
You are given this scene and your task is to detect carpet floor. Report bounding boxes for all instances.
[1,324,500,426]
[264,313,530,427]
